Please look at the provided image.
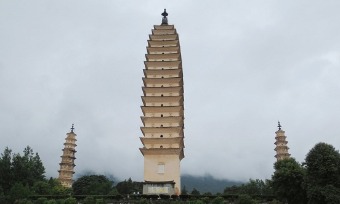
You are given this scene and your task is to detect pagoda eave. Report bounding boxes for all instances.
[141,127,183,134]
[140,137,184,146]
[143,69,182,77]
[141,96,183,104]
[152,28,176,35]
[154,25,174,29]
[141,116,184,125]
[141,105,183,114]
[143,77,183,87]
[147,47,179,54]
[140,148,184,160]
[144,60,181,69]
[142,87,183,96]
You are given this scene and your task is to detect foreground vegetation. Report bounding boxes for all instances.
[1,142,340,203]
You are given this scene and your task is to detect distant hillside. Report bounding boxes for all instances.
[181,174,243,194]
[74,171,242,194]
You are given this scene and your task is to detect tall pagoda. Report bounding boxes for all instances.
[274,122,290,161]
[58,124,77,188]
[139,9,185,195]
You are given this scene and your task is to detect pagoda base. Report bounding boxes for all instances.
[143,180,176,195]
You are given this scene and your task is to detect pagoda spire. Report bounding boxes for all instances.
[161,9,168,25]
[274,122,290,161]
[70,123,74,133]
[58,125,77,188]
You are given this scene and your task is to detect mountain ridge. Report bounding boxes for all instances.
[181,174,243,194]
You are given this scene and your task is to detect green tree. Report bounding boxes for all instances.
[304,142,340,204]
[224,179,272,196]
[0,147,13,193]
[0,146,45,195]
[0,186,8,204]
[193,200,205,204]
[224,185,240,195]
[181,185,188,195]
[83,196,95,204]
[202,192,212,196]
[35,197,48,204]
[211,196,224,204]
[95,198,104,204]
[64,197,77,204]
[72,175,114,195]
[11,146,45,186]
[191,188,200,195]
[46,200,57,204]
[271,158,307,203]
[8,183,31,202]
[200,197,210,204]
[32,180,51,195]
[47,178,71,196]
[242,179,267,195]
[237,194,256,204]
[116,178,142,195]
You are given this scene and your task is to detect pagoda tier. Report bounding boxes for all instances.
[141,116,184,128]
[140,137,184,148]
[141,127,183,135]
[58,125,77,188]
[143,69,182,78]
[141,106,183,116]
[274,122,291,161]
[145,53,181,61]
[147,47,179,54]
[147,41,179,49]
[140,148,184,159]
[144,61,181,69]
[142,97,183,107]
[142,77,183,87]
[149,34,178,41]
[142,87,183,97]
[140,11,185,195]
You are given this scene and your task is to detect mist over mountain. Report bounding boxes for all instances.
[181,174,243,194]
[75,171,242,194]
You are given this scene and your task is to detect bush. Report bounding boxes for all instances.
[64,197,77,204]
[9,183,31,201]
[194,199,205,204]
[137,198,149,204]
[83,196,95,204]
[35,197,47,204]
[212,196,224,204]
[95,198,104,204]
[237,194,256,204]
[46,200,57,204]
[201,197,210,204]
[56,199,66,204]
[14,199,32,204]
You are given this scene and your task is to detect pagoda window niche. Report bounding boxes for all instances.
[158,163,165,174]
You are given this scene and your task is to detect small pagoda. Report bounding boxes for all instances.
[58,124,77,188]
[274,122,290,161]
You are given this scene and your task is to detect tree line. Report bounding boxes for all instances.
[1,142,340,203]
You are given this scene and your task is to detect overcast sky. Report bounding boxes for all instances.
[1,0,339,182]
